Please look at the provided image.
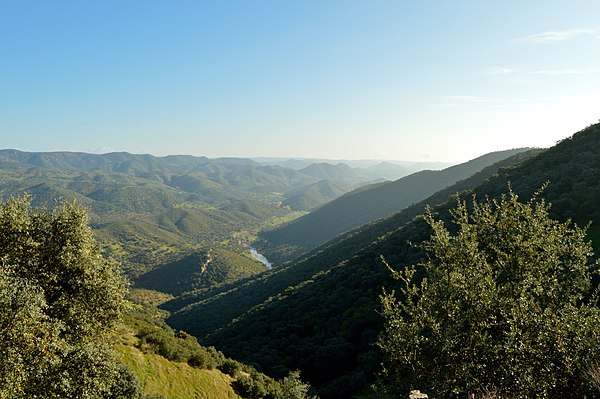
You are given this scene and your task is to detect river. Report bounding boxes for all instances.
[249,247,273,270]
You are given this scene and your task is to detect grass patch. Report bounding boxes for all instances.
[116,344,241,399]
[129,288,175,308]
[261,211,309,230]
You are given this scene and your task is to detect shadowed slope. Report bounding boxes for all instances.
[258,148,531,264]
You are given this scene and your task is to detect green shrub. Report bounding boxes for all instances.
[0,196,131,398]
[220,359,244,377]
[136,324,225,370]
[109,366,144,399]
[231,372,281,399]
[379,190,600,398]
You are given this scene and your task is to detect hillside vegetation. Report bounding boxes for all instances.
[0,150,425,279]
[135,248,268,296]
[165,122,600,398]
[116,344,241,399]
[123,287,320,399]
[258,148,531,264]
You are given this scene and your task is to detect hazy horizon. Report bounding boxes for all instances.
[4,146,529,167]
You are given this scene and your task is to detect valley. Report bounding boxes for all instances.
[3,122,600,398]
[4,3,598,398]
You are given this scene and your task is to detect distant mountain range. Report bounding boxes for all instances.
[253,157,453,180]
[252,156,452,172]
[0,149,451,277]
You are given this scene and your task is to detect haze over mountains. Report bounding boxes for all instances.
[252,157,452,175]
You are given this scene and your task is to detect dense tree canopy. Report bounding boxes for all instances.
[0,196,129,398]
[378,190,600,398]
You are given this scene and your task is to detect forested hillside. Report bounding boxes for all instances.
[258,148,531,264]
[282,180,355,211]
[0,194,318,398]
[0,150,369,278]
[163,149,540,326]
[135,248,267,296]
[166,122,600,398]
[0,151,295,274]
[164,149,540,397]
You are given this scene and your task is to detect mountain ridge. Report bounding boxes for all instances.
[258,147,532,264]
[164,148,542,337]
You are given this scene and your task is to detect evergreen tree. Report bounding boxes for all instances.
[0,196,130,398]
[378,190,600,398]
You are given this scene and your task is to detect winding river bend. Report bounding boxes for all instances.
[249,247,273,270]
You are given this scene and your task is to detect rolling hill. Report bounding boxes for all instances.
[0,150,462,278]
[0,150,334,276]
[282,180,356,211]
[257,148,531,265]
[135,248,268,297]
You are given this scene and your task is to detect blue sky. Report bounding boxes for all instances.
[1,1,599,162]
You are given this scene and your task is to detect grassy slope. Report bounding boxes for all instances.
[116,344,241,399]
[117,289,242,399]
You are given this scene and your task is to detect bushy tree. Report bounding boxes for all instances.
[0,196,130,398]
[230,369,319,399]
[107,366,144,399]
[231,371,281,399]
[378,190,600,398]
[279,371,318,399]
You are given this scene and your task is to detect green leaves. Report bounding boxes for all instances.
[0,196,129,398]
[379,190,600,398]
